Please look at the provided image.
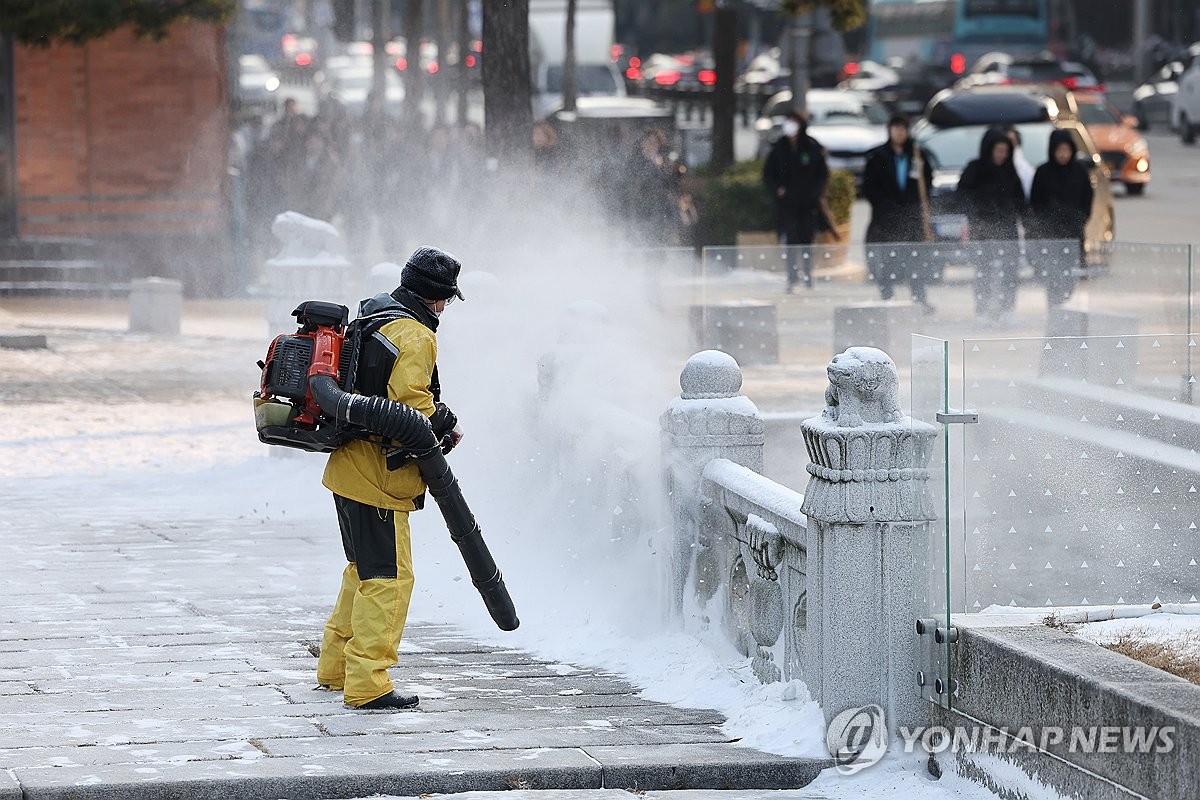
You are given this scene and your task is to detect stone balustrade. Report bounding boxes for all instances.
[663,346,938,735]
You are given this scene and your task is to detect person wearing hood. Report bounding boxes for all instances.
[1029,129,1093,306]
[316,246,466,711]
[956,126,1026,322]
[763,110,829,291]
[863,114,935,312]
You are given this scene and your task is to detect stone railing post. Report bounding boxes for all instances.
[661,351,765,618]
[800,346,937,735]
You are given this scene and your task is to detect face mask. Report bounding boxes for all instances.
[782,120,800,137]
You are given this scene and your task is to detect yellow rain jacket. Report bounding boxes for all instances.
[321,316,437,510]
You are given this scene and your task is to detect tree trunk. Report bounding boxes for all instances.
[433,0,451,125]
[371,0,387,104]
[711,6,737,172]
[482,0,533,166]
[456,0,469,127]
[789,11,810,116]
[563,0,578,113]
[404,0,425,123]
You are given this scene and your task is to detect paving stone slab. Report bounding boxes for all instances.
[252,658,594,681]
[0,685,289,722]
[12,746,604,800]
[0,770,18,800]
[318,706,726,738]
[260,723,732,759]
[582,744,831,791]
[389,674,640,697]
[0,737,267,770]
[0,712,320,750]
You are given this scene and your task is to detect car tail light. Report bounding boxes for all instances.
[295,52,312,67]
[950,53,966,74]
[610,44,623,62]
[626,66,643,80]
[698,69,716,85]
[428,62,439,74]
[655,70,681,86]
[629,56,641,69]
[465,55,477,68]
[843,61,860,76]
[1060,76,1078,89]
[396,57,408,71]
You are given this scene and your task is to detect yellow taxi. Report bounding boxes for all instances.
[1072,92,1151,196]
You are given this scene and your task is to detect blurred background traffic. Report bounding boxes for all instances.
[2,1,1200,295]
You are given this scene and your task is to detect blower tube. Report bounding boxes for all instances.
[310,375,520,631]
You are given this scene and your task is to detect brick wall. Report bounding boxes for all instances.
[13,21,229,239]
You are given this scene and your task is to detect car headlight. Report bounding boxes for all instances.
[1135,157,1149,173]
[265,76,280,92]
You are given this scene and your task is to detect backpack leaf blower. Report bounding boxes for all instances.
[255,301,519,631]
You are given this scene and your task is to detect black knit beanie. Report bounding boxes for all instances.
[399,246,465,302]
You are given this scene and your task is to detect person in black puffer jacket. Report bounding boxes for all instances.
[956,126,1026,323]
[1029,129,1094,306]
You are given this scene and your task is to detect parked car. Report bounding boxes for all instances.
[1171,46,1200,143]
[913,87,1115,265]
[1072,92,1150,196]
[316,65,405,117]
[236,54,281,115]
[1132,58,1187,131]
[955,52,1100,92]
[838,58,956,116]
[533,62,626,121]
[754,89,889,185]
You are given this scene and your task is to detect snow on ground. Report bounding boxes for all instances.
[0,255,1016,798]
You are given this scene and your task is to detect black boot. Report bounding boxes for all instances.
[350,691,420,711]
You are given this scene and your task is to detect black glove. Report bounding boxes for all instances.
[430,402,457,436]
[439,426,463,455]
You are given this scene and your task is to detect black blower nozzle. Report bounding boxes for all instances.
[310,375,519,631]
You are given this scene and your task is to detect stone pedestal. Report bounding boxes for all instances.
[689,302,779,366]
[661,351,765,617]
[128,277,183,334]
[833,302,917,359]
[800,346,937,735]
[264,212,351,334]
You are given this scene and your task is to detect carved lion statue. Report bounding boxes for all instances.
[822,346,903,428]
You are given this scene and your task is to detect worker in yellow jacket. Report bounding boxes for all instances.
[317,246,465,710]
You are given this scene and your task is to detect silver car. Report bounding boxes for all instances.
[754,89,889,185]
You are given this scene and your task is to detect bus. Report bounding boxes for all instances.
[867,0,1049,75]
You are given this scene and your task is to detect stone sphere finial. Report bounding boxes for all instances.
[680,350,743,399]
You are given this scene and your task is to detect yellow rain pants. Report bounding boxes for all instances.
[317,498,414,706]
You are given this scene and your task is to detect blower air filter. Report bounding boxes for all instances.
[263,335,315,400]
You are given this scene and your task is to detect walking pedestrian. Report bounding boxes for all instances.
[957,126,1025,323]
[316,246,466,710]
[763,110,829,292]
[1029,130,1093,307]
[863,114,935,313]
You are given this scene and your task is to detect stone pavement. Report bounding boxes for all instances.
[0,297,830,799]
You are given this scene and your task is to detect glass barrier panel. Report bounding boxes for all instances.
[1066,242,1192,336]
[961,333,1199,611]
[912,334,953,708]
[695,240,1191,416]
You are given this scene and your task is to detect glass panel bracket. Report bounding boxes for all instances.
[916,617,959,702]
[935,410,978,424]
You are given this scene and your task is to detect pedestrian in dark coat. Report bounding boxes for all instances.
[1029,129,1093,306]
[864,114,935,312]
[763,110,829,291]
[957,126,1026,322]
